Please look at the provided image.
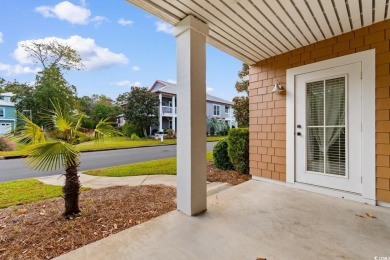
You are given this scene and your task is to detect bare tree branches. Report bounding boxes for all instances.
[21,40,84,70]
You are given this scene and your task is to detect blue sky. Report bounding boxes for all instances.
[0,0,242,101]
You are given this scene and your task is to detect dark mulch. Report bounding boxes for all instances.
[207,162,252,185]
[0,163,250,259]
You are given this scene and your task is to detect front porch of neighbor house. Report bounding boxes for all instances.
[57,180,390,259]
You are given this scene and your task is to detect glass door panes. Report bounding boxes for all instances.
[306,77,346,176]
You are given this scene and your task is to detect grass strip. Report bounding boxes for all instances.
[0,179,89,208]
[85,152,214,177]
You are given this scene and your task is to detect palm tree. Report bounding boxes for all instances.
[13,102,120,218]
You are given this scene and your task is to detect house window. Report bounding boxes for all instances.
[225,106,229,113]
[213,105,220,116]
[0,108,4,118]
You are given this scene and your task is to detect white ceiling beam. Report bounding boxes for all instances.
[251,0,305,47]
[166,0,267,59]
[188,0,279,55]
[149,0,187,19]
[375,0,387,23]
[348,0,362,30]
[321,0,343,36]
[239,0,297,50]
[276,0,319,43]
[306,0,334,38]
[126,0,180,25]
[334,1,351,32]
[292,0,325,41]
[361,0,373,26]
[218,0,290,53]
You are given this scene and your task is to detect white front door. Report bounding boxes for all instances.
[295,62,362,194]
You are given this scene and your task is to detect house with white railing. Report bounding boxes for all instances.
[117,80,238,134]
[150,80,237,134]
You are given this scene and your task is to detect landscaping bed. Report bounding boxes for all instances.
[207,162,251,185]
[0,163,250,259]
[0,185,176,259]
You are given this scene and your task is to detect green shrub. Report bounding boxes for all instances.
[213,139,234,170]
[227,128,249,174]
[122,122,141,137]
[130,133,141,141]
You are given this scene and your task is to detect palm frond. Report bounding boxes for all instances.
[11,112,46,144]
[93,118,122,143]
[25,141,80,171]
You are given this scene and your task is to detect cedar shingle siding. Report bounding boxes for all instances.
[249,19,390,203]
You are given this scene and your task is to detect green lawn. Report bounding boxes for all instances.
[0,136,224,157]
[85,151,214,177]
[0,179,90,209]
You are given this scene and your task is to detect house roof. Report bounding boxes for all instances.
[0,92,15,97]
[126,0,390,65]
[0,100,15,107]
[150,80,233,105]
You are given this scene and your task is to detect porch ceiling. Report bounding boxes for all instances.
[126,0,390,65]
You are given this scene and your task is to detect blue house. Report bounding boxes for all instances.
[0,92,16,135]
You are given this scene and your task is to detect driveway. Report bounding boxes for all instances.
[57,180,390,259]
[0,142,217,182]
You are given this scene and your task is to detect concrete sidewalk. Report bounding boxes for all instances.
[37,173,231,196]
[56,180,390,260]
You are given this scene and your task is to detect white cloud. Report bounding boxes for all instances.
[118,18,133,26]
[206,87,214,93]
[13,36,128,71]
[0,63,40,76]
[0,32,3,43]
[132,66,140,71]
[155,21,173,35]
[166,79,176,84]
[35,1,106,25]
[111,80,141,87]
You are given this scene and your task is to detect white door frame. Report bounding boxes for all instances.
[286,50,376,204]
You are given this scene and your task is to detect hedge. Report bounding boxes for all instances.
[213,139,234,170]
[227,128,249,174]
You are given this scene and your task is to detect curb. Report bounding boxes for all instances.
[0,140,218,160]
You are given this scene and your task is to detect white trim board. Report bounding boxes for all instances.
[286,50,376,202]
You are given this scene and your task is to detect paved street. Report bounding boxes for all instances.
[0,142,216,182]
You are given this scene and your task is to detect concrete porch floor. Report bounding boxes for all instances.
[56,180,390,259]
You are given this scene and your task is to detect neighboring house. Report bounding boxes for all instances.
[0,92,16,135]
[127,1,390,215]
[150,80,237,134]
[117,80,237,134]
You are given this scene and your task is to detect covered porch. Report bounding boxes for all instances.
[57,180,390,259]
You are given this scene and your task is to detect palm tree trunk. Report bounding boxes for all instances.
[63,164,81,217]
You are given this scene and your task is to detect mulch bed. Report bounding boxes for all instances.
[0,163,251,259]
[207,162,252,185]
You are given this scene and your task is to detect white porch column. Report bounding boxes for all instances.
[159,93,163,132]
[174,15,209,216]
[172,95,176,132]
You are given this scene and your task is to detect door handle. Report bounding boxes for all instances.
[297,132,302,136]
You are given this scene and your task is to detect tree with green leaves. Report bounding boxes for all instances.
[232,63,249,127]
[78,95,121,128]
[33,66,78,126]
[123,86,159,137]
[12,102,119,218]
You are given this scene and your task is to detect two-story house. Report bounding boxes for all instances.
[117,80,238,135]
[150,80,237,135]
[0,92,16,135]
